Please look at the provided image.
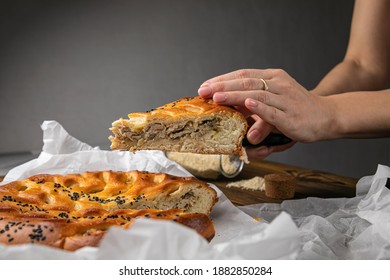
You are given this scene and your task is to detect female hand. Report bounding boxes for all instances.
[241,113,296,160]
[198,69,335,158]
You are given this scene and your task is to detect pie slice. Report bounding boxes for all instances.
[0,170,217,250]
[109,96,248,160]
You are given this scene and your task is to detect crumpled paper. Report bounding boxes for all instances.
[239,164,390,259]
[0,120,300,260]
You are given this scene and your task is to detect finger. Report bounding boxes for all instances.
[199,76,270,99]
[266,75,307,97]
[246,117,274,145]
[246,146,272,160]
[233,105,253,119]
[198,69,285,98]
[246,141,296,161]
[229,106,268,126]
[245,98,286,128]
[213,90,285,111]
[246,113,261,126]
[200,69,275,87]
[208,78,272,93]
[198,84,214,98]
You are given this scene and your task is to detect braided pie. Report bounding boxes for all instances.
[0,170,217,251]
[109,96,248,160]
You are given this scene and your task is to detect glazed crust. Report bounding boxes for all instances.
[124,96,247,122]
[109,96,248,159]
[0,170,217,251]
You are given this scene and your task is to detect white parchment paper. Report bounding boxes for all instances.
[239,165,390,259]
[0,121,300,260]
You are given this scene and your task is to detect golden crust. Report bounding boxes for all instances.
[0,170,217,251]
[109,96,248,159]
[138,96,247,120]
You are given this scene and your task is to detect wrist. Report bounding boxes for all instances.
[322,95,347,140]
[315,96,340,141]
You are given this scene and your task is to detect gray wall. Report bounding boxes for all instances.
[0,0,389,178]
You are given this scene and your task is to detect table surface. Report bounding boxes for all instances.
[0,160,358,206]
[209,160,358,206]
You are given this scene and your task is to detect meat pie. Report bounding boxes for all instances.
[109,96,248,160]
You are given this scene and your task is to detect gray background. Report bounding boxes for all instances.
[0,0,389,178]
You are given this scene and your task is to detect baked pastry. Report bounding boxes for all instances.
[264,173,296,199]
[0,170,217,250]
[0,209,214,251]
[109,96,248,160]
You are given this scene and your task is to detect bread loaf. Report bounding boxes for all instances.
[0,170,217,250]
[109,96,248,161]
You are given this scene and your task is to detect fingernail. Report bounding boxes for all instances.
[198,85,212,97]
[248,130,262,144]
[246,98,258,107]
[213,92,227,103]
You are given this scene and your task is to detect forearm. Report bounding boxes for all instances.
[313,0,390,97]
[327,89,390,138]
[311,58,389,96]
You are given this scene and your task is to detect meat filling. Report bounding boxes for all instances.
[117,118,218,143]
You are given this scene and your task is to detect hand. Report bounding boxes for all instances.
[198,69,335,145]
[245,138,296,161]
[243,114,296,160]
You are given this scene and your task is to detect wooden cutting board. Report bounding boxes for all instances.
[209,160,357,205]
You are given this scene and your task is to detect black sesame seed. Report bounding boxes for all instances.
[58,212,69,218]
[2,196,13,202]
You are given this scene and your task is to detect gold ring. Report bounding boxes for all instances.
[260,78,269,91]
